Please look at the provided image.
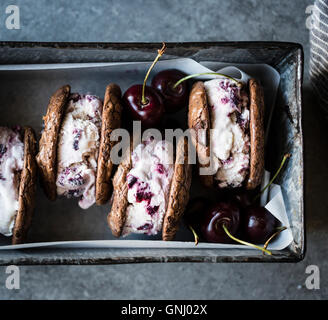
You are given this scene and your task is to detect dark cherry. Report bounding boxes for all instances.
[232,190,253,209]
[200,201,240,243]
[151,69,189,113]
[123,84,165,128]
[184,197,211,228]
[243,206,278,243]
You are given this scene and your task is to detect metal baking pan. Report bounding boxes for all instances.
[0,41,304,264]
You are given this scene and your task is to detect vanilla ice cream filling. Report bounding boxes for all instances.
[56,94,102,209]
[0,127,24,236]
[123,138,174,236]
[204,79,250,188]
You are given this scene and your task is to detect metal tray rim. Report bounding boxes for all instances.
[0,41,305,264]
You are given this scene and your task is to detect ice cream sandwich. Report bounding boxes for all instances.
[108,136,192,241]
[0,126,37,244]
[36,83,123,209]
[188,78,265,190]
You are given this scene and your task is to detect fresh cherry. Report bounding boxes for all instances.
[184,197,212,229]
[151,69,189,113]
[243,206,279,243]
[200,201,240,243]
[123,43,166,128]
[231,190,253,209]
[123,84,164,128]
[186,199,273,254]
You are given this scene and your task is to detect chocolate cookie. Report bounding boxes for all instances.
[188,81,213,188]
[107,142,132,237]
[246,79,265,190]
[96,83,122,205]
[162,136,192,241]
[12,127,37,244]
[36,85,70,201]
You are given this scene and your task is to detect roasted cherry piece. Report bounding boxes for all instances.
[123,85,164,128]
[151,69,189,113]
[243,206,279,243]
[200,201,240,243]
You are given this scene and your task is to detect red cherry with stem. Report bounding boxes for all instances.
[123,43,166,128]
[200,201,240,244]
[151,69,189,113]
[200,201,272,254]
[123,85,164,128]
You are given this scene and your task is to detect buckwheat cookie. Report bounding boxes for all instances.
[96,83,123,205]
[12,127,37,244]
[246,79,265,190]
[188,81,213,188]
[107,141,133,237]
[162,136,192,241]
[36,85,71,201]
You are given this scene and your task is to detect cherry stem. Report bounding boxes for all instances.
[141,42,167,105]
[188,225,199,246]
[254,153,291,203]
[263,226,287,250]
[222,224,272,255]
[173,72,240,89]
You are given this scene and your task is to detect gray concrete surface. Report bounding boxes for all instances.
[0,0,327,300]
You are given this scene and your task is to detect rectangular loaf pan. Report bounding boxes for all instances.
[0,41,304,264]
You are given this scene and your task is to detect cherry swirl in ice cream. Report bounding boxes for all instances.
[123,138,174,236]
